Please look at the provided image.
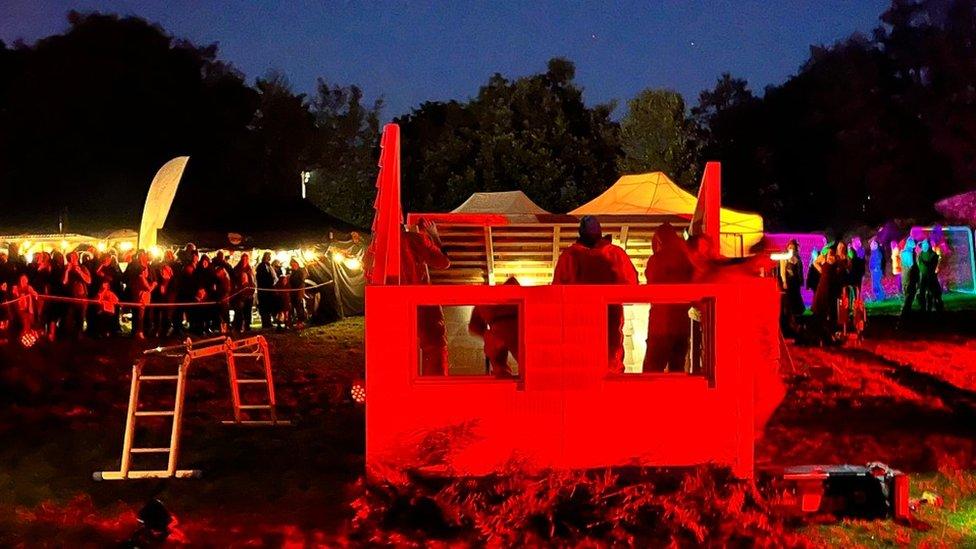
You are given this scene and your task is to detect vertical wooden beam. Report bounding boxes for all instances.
[619,225,630,249]
[484,226,495,286]
[551,226,561,269]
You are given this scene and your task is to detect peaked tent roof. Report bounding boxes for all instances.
[571,172,698,216]
[935,190,976,224]
[452,191,551,215]
[571,171,764,255]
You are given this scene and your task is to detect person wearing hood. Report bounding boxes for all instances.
[402,218,451,376]
[643,222,695,373]
[868,239,885,301]
[917,239,943,313]
[468,277,521,378]
[553,216,638,373]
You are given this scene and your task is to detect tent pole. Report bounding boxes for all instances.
[331,255,346,319]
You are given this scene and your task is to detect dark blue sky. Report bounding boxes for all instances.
[1,1,890,118]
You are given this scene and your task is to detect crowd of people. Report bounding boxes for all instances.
[777,233,945,343]
[0,242,312,345]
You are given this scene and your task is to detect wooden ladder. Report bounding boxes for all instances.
[94,337,227,480]
[222,335,289,426]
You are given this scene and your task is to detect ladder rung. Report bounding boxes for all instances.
[140,375,180,381]
[221,420,292,426]
[235,379,268,384]
[130,447,171,454]
[233,353,263,358]
[135,410,175,417]
[94,469,201,481]
[238,405,272,410]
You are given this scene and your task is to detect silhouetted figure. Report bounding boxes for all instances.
[643,223,694,373]
[256,252,278,329]
[553,216,638,373]
[917,239,943,313]
[403,218,451,375]
[469,277,520,378]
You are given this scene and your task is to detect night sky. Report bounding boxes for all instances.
[1,0,889,118]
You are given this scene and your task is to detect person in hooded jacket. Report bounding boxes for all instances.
[552,216,638,373]
[402,218,451,375]
[643,223,695,373]
[468,277,521,378]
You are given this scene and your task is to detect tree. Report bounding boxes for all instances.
[396,58,621,215]
[0,11,263,231]
[306,81,383,227]
[251,71,316,200]
[618,88,698,187]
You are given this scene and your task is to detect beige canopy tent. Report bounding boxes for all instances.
[571,172,764,257]
[452,190,551,218]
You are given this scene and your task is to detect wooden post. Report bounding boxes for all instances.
[484,226,495,286]
[225,342,242,424]
[166,355,191,476]
[119,361,142,478]
[260,337,279,424]
[551,226,561,269]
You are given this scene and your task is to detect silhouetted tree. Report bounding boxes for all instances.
[618,88,699,187]
[306,81,383,227]
[397,58,621,214]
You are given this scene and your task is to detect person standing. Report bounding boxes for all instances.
[61,251,91,339]
[900,237,916,295]
[780,239,805,315]
[812,245,846,343]
[643,223,694,373]
[468,277,520,378]
[848,237,866,299]
[402,218,451,375]
[232,253,256,333]
[287,258,308,329]
[868,239,885,301]
[553,216,638,373]
[151,264,178,337]
[255,252,278,330]
[917,239,943,313]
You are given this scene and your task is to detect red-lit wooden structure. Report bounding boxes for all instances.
[365,125,783,480]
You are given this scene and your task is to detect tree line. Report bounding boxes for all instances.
[1,1,974,234]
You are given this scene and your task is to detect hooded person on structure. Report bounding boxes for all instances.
[552,216,638,373]
[402,218,451,376]
[468,277,521,378]
[643,222,696,373]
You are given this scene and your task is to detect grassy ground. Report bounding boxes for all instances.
[2,305,975,545]
[0,320,365,546]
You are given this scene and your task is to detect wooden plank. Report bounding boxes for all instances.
[484,226,495,286]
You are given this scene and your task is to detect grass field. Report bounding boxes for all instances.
[2,306,975,545]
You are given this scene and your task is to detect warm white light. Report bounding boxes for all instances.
[21,240,31,250]
[60,240,69,250]
[303,249,317,261]
[25,252,34,263]
[119,241,133,252]
[332,251,346,263]
[350,380,366,404]
[275,251,290,264]
[770,250,794,261]
[343,257,362,270]
[149,245,162,259]
[96,241,107,253]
